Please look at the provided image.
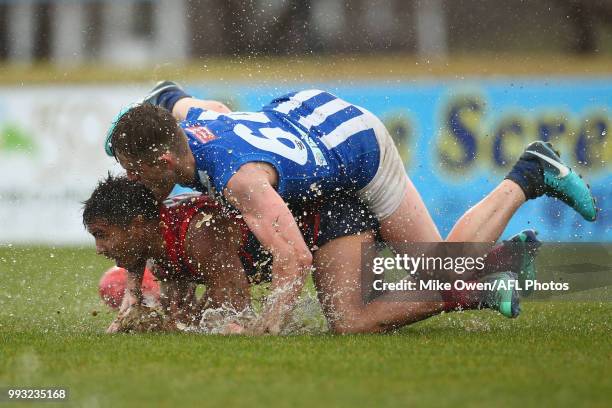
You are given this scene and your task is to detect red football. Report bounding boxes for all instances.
[98,266,160,309]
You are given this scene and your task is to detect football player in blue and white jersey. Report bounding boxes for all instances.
[105,82,596,334]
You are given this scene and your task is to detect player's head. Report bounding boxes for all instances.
[107,104,190,199]
[83,174,163,266]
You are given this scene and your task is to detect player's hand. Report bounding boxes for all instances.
[261,321,282,335]
[244,317,281,336]
[108,305,176,333]
[222,322,246,335]
[106,303,134,334]
[106,318,122,333]
[118,293,139,315]
[251,300,287,335]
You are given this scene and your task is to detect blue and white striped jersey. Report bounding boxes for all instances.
[181,90,381,204]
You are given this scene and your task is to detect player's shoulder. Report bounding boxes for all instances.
[183,202,244,261]
[162,192,223,249]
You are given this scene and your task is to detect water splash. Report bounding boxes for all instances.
[183,291,328,335]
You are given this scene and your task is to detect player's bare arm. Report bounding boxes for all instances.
[120,267,144,311]
[106,261,146,333]
[184,211,252,313]
[224,162,313,335]
[150,258,198,324]
[157,278,198,325]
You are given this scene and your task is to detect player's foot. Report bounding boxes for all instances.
[105,81,189,156]
[506,141,597,221]
[506,229,541,294]
[478,271,520,318]
[141,80,189,109]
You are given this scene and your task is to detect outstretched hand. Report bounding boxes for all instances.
[107,305,177,333]
[106,304,133,333]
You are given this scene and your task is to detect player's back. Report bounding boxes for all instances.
[158,192,221,282]
[159,190,274,284]
[180,90,380,203]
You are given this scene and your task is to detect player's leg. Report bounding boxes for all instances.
[358,110,596,245]
[447,141,597,241]
[312,232,446,334]
[356,109,442,243]
[313,234,526,334]
[377,177,526,244]
[445,180,525,242]
[378,178,443,243]
[141,80,231,120]
[358,107,518,244]
[172,97,231,120]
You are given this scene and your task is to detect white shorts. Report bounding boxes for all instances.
[356,109,410,220]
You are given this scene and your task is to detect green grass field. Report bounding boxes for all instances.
[1,246,610,407]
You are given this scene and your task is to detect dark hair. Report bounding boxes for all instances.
[110,103,183,161]
[83,173,160,227]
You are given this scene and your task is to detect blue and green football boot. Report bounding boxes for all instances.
[478,271,521,318]
[506,229,541,295]
[104,81,189,157]
[506,141,597,222]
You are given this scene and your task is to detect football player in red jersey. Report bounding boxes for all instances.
[83,175,255,332]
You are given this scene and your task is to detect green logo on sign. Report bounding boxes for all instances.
[0,123,37,154]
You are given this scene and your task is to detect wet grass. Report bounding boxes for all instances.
[0,246,610,407]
